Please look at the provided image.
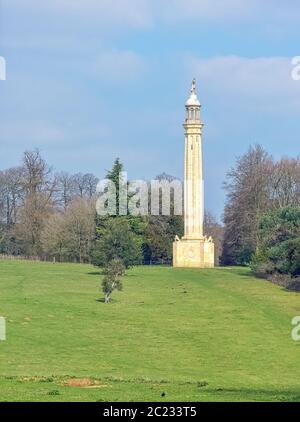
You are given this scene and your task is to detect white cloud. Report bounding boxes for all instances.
[159,0,258,23]
[6,0,300,30]
[6,0,153,30]
[186,55,300,115]
[159,0,300,25]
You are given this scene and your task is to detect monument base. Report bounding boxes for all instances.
[173,238,215,268]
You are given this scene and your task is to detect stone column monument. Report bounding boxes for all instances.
[173,79,214,268]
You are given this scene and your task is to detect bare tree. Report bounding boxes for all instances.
[204,211,224,266]
[72,173,99,198]
[82,173,99,198]
[62,198,96,263]
[14,192,55,256]
[41,198,96,263]
[55,172,76,209]
[7,150,58,256]
[22,149,53,195]
[0,167,24,227]
[41,212,65,261]
[222,145,273,265]
[222,147,300,266]
[270,157,300,208]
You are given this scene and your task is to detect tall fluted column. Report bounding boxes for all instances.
[173,79,214,268]
[183,82,204,240]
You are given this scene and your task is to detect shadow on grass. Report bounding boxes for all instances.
[95,298,105,303]
[95,298,119,304]
[230,269,256,279]
[87,271,137,278]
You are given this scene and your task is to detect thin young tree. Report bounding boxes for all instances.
[101,258,125,303]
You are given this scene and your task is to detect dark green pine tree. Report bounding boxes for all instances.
[106,158,124,216]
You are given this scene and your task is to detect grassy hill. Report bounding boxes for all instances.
[0,260,300,402]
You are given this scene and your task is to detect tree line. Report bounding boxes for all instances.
[222,145,300,289]
[1,145,298,289]
[0,150,222,265]
[0,150,98,261]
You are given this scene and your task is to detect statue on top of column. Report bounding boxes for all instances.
[191,78,196,95]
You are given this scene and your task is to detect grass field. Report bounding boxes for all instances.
[1,260,300,402]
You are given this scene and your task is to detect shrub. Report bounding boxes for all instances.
[92,218,142,269]
[286,278,300,292]
[251,207,300,283]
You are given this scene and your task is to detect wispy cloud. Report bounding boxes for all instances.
[159,0,259,24]
[6,0,154,30]
[159,0,300,24]
[7,0,300,27]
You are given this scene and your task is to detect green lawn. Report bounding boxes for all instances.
[1,260,300,402]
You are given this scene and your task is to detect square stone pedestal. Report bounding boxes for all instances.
[173,238,214,268]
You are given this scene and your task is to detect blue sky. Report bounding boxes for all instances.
[1,0,300,219]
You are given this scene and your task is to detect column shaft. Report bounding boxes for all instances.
[184,125,204,239]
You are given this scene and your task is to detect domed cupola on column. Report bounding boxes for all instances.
[185,78,202,123]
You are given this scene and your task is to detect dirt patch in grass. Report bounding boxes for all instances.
[64,378,106,388]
